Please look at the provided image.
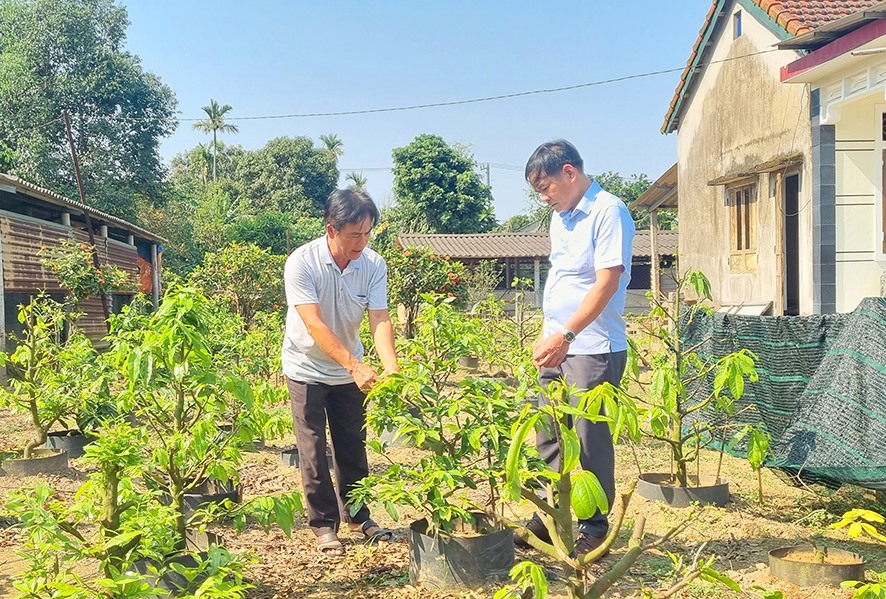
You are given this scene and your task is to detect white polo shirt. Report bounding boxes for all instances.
[543,180,635,355]
[281,236,388,384]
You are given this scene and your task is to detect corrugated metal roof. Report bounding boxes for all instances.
[631,163,678,211]
[0,173,164,243]
[398,230,678,260]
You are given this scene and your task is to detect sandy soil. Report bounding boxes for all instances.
[0,406,884,599]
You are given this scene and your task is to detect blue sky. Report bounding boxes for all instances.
[122,1,712,222]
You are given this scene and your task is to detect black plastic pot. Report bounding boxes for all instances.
[183,480,240,517]
[185,528,225,552]
[280,447,334,470]
[133,552,207,594]
[408,514,514,590]
[457,356,480,370]
[637,473,730,508]
[41,429,93,459]
[217,424,264,450]
[769,545,866,587]
[0,448,68,476]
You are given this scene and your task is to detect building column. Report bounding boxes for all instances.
[811,89,836,314]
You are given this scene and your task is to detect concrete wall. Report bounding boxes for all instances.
[830,92,886,311]
[675,0,815,313]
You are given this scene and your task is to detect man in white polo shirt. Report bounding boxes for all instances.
[282,188,399,557]
[518,139,635,560]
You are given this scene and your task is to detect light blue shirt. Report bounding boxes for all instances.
[543,180,635,355]
[281,236,388,384]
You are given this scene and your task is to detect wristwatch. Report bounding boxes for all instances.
[562,329,576,343]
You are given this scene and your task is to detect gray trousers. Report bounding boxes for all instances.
[286,377,371,534]
[537,351,627,538]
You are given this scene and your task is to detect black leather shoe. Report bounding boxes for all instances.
[514,514,551,547]
[575,532,609,560]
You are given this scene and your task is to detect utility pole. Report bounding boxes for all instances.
[482,162,491,187]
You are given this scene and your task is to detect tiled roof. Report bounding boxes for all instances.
[397,230,678,260]
[398,233,550,259]
[662,0,884,133]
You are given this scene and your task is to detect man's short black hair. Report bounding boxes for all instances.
[324,189,380,231]
[525,139,584,183]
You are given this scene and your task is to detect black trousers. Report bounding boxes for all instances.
[537,351,627,538]
[286,377,371,534]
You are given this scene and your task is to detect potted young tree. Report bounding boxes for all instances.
[626,270,760,508]
[0,294,98,475]
[494,380,732,599]
[108,287,279,547]
[353,295,517,590]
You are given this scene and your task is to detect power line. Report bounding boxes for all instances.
[171,48,779,122]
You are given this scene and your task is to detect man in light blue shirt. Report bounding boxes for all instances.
[518,139,635,560]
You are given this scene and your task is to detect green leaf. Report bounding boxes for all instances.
[571,470,608,520]
[505,414,537,500]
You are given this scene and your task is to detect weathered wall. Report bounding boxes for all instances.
[675,0,814,313]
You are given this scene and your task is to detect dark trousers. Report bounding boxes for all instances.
[537,351,627,538]
[286,377,371,534]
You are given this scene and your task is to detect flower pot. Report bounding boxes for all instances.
[133,552,208,594]
[185,528,225,552]
[457,356,480,371]
[182,480,240,518]
[0,448,68,476]
[218,423,264,450]
[637,473,730,508]
[280,447,334,470]
[41,429,93,459]
[408,514,514,590]
[769,545,866,587]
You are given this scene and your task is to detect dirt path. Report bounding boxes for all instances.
[0,407,883,598]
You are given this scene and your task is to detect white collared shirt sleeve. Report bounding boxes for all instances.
[593,203,634,272]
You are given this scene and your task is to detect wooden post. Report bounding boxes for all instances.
[650,210,660,301]
[151,243,160,309]
[62,110,110,327]
[774,172,785,315]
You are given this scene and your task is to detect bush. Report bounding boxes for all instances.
[190,243,285,325]
[385,244,468,337]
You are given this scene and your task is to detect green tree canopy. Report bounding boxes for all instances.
[593,171,677,230]
[226,211,324,255]
[0,0,177,220]
[390,134,496,234]
[235,136,338,217]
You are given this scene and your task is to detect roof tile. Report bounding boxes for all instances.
[663,0,883,133]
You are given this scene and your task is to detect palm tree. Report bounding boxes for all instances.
[192,99,239,181]
[194,143,213,186]
[320,134,344,162]
[345,171,367,191]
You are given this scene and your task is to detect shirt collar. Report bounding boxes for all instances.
[321,236,362,271]
[559,179,602,223]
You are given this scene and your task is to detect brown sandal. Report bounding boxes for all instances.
[316,531,345,557]
[351,519,393,544]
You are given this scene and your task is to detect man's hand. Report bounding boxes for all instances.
[350,361,379,390]
[533,333,569,369]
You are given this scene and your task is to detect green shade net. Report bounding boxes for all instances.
[681,297,886,491]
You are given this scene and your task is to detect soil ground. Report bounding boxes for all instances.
[1,406,885,599]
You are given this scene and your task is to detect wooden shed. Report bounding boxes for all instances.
[0,173,163,347]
